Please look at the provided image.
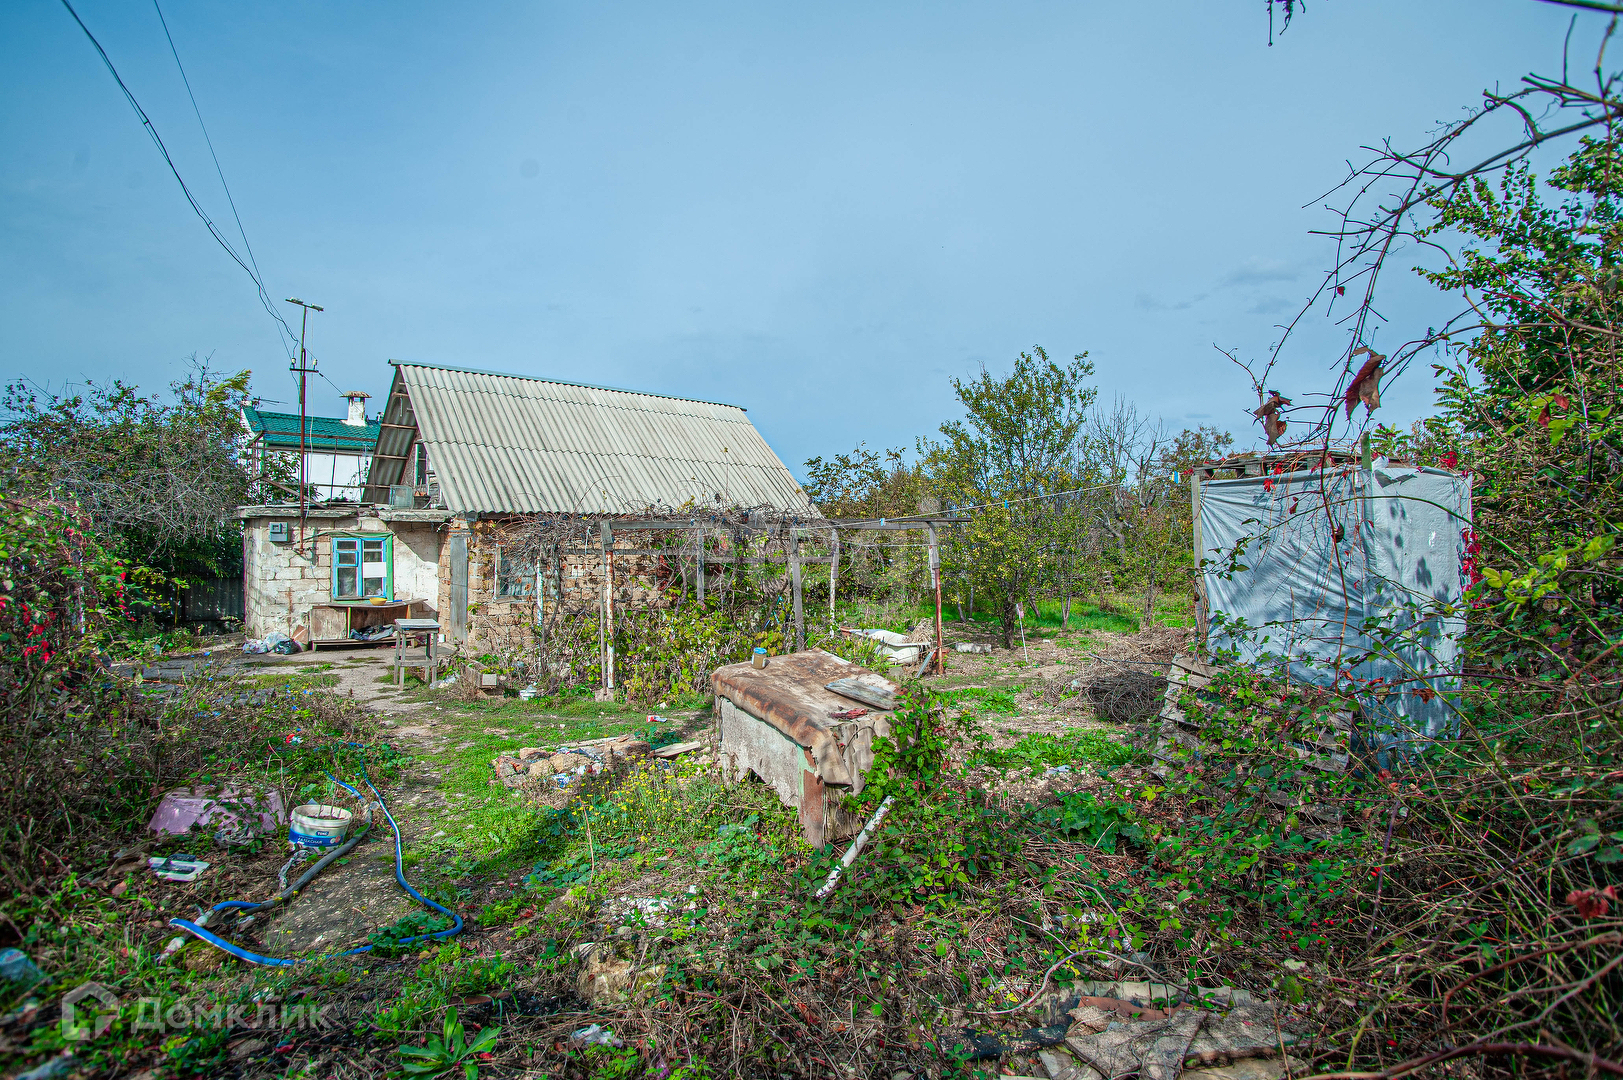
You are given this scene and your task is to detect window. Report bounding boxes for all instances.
[332,536,391,600]
[495,545,535,598]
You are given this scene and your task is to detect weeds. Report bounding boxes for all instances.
[970,729,1137,773]
[398,1006,498,1078]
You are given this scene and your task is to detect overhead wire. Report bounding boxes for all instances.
[57,0,298,352]
[149,0,293,355]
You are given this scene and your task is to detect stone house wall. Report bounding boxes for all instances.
[441,518,678,655]
[241,509,446,638]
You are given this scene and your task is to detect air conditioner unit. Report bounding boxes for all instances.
[268,521,290,543]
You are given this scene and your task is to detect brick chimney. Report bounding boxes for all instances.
[342,391,370,425]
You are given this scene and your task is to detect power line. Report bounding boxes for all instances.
[149,0,293,354]
[57,0,299,350]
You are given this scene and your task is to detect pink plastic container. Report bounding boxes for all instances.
[147,787,285,837]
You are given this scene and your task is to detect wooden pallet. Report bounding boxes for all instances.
[1151,653,1354,821]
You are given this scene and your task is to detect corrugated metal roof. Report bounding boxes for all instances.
[243,406,380,453]
[364,362,811,515]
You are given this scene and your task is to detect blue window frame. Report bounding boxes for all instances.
[332,536,392,600]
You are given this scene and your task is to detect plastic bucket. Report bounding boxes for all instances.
[288,803,353,848]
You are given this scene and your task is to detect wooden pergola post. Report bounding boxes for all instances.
[790,526,804,652]
[600,521,614,693]
[696,523,706,605]
[828,528,840,621]
[928,524,945,675]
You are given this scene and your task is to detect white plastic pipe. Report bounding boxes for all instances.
[813,795,895,900]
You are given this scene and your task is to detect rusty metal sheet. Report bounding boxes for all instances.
[713,650,897,787]
[799,769,827,848]
[716,695,870,845]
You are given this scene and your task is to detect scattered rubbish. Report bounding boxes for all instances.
[575,942,666,1004]
[1044,765,1073,777]
[828,707,869,720]
[913,646,940,678]
[0,998,40,1028]
[160,936,188,962]
[348,624,396,642]
[278,848,317,890]
[651,740,703,759]
[0,949,43,990]
[518,684,539,700]
[839,628,928,665]
[492,756,529,789]
[288,803,354,848]
[1050,987,1300,1080]
[549,751,598,772]
[242,639,270,654]
[149,786,284,839]
[944,1023,1069,1060]
[265,631,302,655]
[149,855,210,882]
[954,641,993,654]
[570,1024,624,1048]
[212,822,262,848]
[646,714,670,723]
[752,647,768,670]
[601,887,701,929]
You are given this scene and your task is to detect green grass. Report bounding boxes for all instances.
[876,598,1142,634]
[398,702,706,891]
[969,728,1138,774]
[896,592,1197,634]
[244,667,340,689]
[938,686,1023,716]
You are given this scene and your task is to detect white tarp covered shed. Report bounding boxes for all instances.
[1197,458,1473,745]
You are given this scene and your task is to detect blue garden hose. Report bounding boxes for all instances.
[166,766,463,966]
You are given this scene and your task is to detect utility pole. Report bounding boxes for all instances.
[285,298,323,542]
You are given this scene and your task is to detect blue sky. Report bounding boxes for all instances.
[0,1,1596,476]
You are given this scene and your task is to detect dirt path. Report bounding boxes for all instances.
[250,650,462,953]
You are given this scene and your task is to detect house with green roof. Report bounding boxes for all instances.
[243,391,380,502]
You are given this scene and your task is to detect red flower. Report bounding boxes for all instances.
[1567,885,1618,919]
[1439,451,1458,470]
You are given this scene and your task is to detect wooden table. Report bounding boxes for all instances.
[393,618,442,687]
[308,601,419,650]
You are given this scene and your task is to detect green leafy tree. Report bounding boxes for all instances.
[1418,138,1623,688]
[0,361,252,591]
[924,347,1096,645]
